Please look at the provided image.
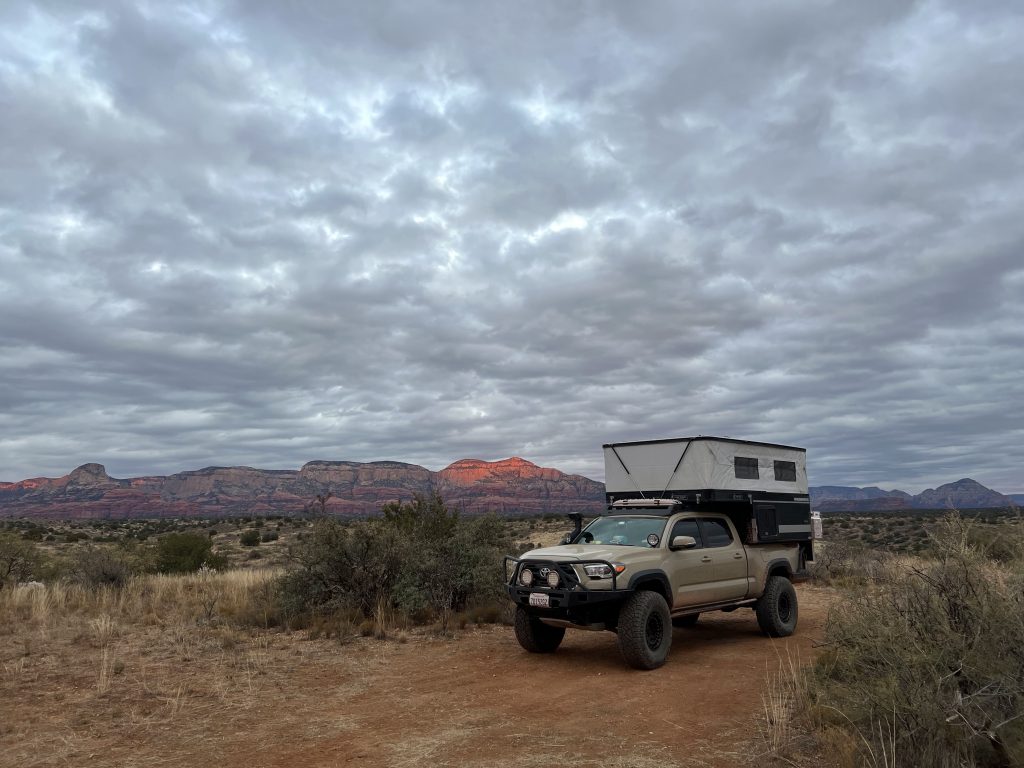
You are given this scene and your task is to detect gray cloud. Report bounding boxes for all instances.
[1,0,1023,493]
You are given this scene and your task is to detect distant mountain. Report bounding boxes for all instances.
[0,457,606,519]
[811,478,1018,512]
[1009,494,1024,505]
[2,459,1017,518]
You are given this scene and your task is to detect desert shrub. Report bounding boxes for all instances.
[963,521,1024,565]
[239,529,261,547]
[278,516,405,618]
[809,540,891,586]
[156,532,227,573]
[799,514,1024,767]
[279,493,511,629]
[70,545,151,588]
[392,511,510,629]
[260,530,278,543]
[0,533,42,588]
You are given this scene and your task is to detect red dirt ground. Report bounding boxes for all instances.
[1,584,832,768]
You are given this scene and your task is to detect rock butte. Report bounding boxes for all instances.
[0,457,606,519]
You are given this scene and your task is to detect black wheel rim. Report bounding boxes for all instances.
[645,612,664,650]
[778,592,792,623]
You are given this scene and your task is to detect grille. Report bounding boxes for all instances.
[517,561,580,589]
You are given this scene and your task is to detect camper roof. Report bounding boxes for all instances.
[603,436,805,452]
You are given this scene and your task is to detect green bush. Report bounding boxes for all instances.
[239,529,261,547]
[279,493,511,629]
[260,530,278,543]
[156,532,227,573]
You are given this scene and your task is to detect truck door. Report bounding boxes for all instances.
[663,518,719,606]
[696,517,749,601]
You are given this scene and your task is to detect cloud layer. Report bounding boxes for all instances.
[2,0,1022,492]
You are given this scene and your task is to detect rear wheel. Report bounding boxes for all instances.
[617,591,672,670]
[756,575,798,637]
[672,613,700,628]
[513,606,565,653]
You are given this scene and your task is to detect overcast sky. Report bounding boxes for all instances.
[1,1,1022,493]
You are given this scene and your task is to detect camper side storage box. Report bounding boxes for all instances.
[603,437,812,544]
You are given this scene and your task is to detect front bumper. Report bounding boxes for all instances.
[505,556,631,626]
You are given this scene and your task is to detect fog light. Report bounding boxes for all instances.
[520,568,533,586]
[546,570,560,588]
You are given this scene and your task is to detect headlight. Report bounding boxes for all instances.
[519,568,534,586]
[546,570,559,588]
[584,563,625,579]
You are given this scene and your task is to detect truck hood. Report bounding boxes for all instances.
[520,544,635,562]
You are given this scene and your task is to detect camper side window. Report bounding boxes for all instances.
[774,460,797,482]
[735,456,759,479]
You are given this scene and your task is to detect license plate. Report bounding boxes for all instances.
[528,592,549,608]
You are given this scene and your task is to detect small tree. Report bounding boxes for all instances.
[156,532,227,573]
[71,545,148,588]
[0,533,41,588]
[240,529,261,547]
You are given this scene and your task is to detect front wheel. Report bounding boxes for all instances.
[513,606,565,653]
[755,576,798,637]
[617,591,672,670]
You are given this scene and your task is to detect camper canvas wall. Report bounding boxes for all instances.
[603,437,808,496]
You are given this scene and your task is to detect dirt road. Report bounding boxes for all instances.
[2,584,831,768]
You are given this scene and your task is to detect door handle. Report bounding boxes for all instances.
[701,556,712,563]
[733,552,743,559]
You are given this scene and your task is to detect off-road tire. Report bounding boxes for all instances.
[513,606,565,653]
[672,613,700,628]
[617,590,672,670]
[756,576,798,637]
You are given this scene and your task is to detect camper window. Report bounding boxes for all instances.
[734,456,759,480]
[774,460,797,482]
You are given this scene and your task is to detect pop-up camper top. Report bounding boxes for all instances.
[602,437,812,547]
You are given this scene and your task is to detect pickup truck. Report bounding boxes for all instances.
[505,503,806,669]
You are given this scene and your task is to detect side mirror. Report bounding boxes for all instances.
[670,535,697,550]
[561,532,574,544]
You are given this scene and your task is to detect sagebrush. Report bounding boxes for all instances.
[774,514,1024,768]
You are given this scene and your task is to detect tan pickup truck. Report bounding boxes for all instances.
[505,504,807,669]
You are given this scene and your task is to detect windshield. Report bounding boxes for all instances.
[579,516,667,548]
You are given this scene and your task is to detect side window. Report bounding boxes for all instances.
[699,518,734,548]
[669,519,702,547]
[774,460,797,482]
[735,456,759,480]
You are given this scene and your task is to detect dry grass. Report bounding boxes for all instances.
[0,567,281,629]
[0,567,373,768]
[764,515,1024,768]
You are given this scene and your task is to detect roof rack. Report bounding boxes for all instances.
[609,498,681,509]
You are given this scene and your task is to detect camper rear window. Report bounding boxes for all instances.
[774,460,797,482]
[734,457,759,479]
